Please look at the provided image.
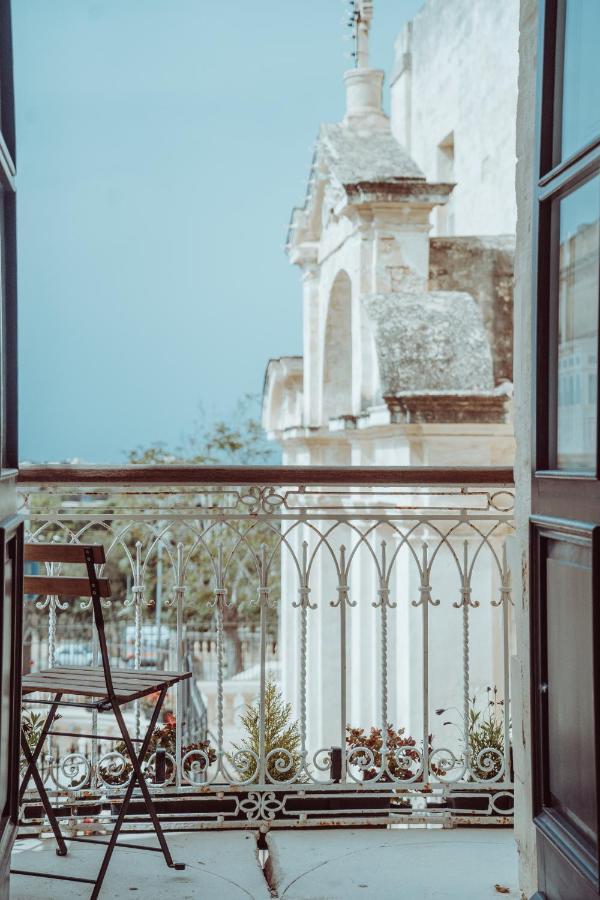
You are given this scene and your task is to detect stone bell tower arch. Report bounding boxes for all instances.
[322,270,353,423]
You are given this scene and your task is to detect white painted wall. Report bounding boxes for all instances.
[390,0,520,237]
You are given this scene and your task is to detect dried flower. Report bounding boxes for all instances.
[99,717,216,786]
[346,724,443,782]
[439,686,510,781]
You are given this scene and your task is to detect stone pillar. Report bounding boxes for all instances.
[301,263,320,426]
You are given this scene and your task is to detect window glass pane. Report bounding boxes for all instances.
[561,0,600,161]
[556,175,599,470]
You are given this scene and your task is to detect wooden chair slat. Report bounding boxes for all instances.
[21,667,190,700]
[31,666,184,680]
[24,543,106,565]
[24,575,111,598]
[23,670,182,688]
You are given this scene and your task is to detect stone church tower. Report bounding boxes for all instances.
[262,0,518,750]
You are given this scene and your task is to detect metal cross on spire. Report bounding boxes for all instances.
[349,0,374,69]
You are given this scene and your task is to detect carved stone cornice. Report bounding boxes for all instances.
[384,392,509,424]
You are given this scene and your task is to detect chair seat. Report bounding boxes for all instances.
[22,666,192,706]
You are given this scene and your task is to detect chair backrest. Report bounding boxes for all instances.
[24,543,110,599]
[24,543,105,564]
[24,543,115,688]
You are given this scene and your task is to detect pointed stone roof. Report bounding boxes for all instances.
[318,123,425,186]
[287,122,450,256]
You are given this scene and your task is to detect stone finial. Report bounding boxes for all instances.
[354,0,374,69]
[344,0,387,130]
[343,68,387,130]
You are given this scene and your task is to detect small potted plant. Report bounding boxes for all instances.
[436,686,513,814]
[101,714,216,815]
[228,679,307,821]
[230,680,304,785]
[20,708,97,821]
[345,724,440,815]
[21,708,53,764]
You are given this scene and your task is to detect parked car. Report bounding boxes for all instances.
[121,624,175,668]
[54,643,93,666]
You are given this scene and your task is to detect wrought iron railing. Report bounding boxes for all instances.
[17,465,515,830]
[181,652,208,747]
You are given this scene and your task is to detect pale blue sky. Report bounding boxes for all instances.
[14,0,421,462]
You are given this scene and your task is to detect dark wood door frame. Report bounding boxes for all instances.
[0,518,23,899]
[530,1,600,897]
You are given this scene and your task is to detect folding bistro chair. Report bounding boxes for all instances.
[12,542,192,899]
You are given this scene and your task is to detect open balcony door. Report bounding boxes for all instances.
[0,1,20,898]
[530,1,600,897]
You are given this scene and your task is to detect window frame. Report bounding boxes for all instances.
[534,0,600,483]
[0,0,16,472]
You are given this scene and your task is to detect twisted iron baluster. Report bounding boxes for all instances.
[214,546,226,769]
[462,541,471,776]
[257,544,269,785]
[174,542,185,788]
[133,541,144,741]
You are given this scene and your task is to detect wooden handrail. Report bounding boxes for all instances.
[18,465,514,487]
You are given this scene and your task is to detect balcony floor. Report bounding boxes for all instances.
[266,827,519,898]
[11,827,519,899]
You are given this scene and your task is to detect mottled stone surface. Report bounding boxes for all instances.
[266,828,519,899]
[363,290,495,395]
[319,122,425,185]
[429,236,514,384]
[11,831,270,899]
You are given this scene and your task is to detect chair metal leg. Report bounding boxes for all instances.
[88,760,142,900]
[112,690,183,869]
[20,732,68,856]
[10,868,96,887]
[90,687,183,900]
[19,695,68,857]
[19,694,63,803]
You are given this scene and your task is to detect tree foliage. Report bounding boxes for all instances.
[122,397,281,653]
[127,395,278,467]
[25,396,281,677]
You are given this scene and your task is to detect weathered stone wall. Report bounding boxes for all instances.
[429,236,514,384]
[390,0,519,237]
[512,0,538,894]
[364,290,495,394]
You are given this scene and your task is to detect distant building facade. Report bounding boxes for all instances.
[390,0,519,238]
[262,0,519,751]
